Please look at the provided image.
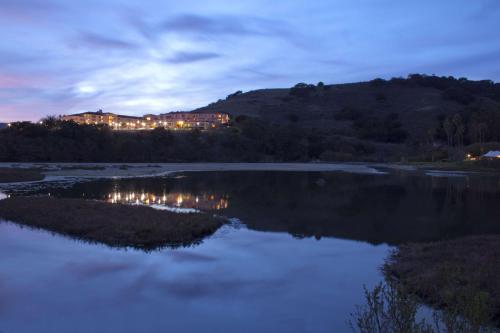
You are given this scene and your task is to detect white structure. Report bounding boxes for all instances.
[482,151,500,159]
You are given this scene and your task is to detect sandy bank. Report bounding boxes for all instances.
[0,162,386,178]
[0,168,45,183]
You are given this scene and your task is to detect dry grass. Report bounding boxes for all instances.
[0,168,44,183]
[384,236,500,321]
[0,197,225,249]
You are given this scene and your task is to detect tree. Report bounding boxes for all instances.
[443,117,455,146]
[452,114,465,147]
[40,115,59,129]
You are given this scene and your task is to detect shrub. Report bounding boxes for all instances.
[334,107,362,121]
[290,83,316,98]
[350,281,494,333]
[443,87,476,105]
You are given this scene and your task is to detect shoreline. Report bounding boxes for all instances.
[0,162,387,179]
[0,161,496,183]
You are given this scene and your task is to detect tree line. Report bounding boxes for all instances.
[0,117,377,163]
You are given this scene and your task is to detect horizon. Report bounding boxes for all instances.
[1,0,500,122]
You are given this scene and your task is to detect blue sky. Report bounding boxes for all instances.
[0,0,499,122]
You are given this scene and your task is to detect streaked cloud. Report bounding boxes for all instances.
[166,51,221,64]
[73,32,138,50]
[0,0,499,122]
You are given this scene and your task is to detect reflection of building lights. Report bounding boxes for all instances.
[105,191,229,211]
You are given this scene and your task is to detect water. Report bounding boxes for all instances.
[1,170,499,333]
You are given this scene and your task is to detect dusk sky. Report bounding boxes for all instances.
[1,0,499,122]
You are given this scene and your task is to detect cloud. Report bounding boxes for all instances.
[0,0,62,22]
[131,13,305,47]
[0,71,49,89]
[412,47,500,77]
[0,51,41,67]
[73,32,138,50]
[165,51,221,64]
[162,14,254,36]
[472,0,500,20]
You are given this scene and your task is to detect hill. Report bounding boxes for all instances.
[1,74,500,163]
[195,74,500,160]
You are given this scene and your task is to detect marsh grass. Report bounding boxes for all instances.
[0,196,225,250]
[362,236,500,333]
[350,281,495,333]
[384,237,500,322]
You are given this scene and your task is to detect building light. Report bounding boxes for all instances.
[7,123,11,127]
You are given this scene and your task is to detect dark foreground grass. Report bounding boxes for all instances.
[0,197,225,249]
[0,168,44,183]
[384,236,500,322]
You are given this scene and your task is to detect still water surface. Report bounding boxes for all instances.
[1,170,499,332]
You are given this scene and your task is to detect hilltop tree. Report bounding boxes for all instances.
[40,115,59,129]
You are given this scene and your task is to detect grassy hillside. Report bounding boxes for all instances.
[195,75,500,160]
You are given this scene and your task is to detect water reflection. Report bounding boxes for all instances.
[5,170,500,245]
[106,191,229,211]
[0,222,389,333]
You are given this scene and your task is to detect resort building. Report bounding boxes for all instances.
[60,110,230,130]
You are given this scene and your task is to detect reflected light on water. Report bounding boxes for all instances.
[106,191,229,211]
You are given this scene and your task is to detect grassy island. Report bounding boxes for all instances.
[0,197,225,249]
